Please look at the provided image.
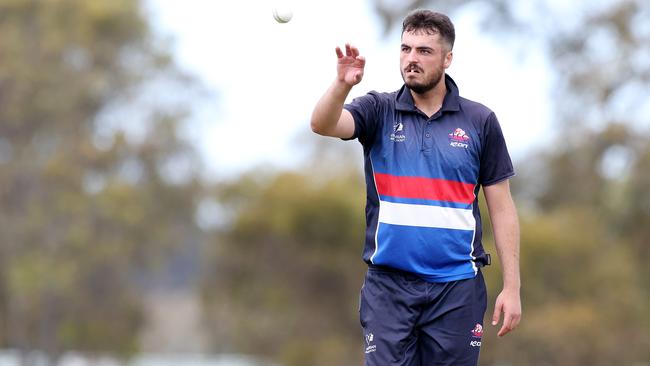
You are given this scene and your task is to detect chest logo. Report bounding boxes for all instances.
[391,122,406,142]
[448,127,470,148]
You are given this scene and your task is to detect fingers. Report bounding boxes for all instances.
[497,318,511,337]
[493,294,522,337]
[497,311,521,337]
[348,44,360,58]
[336,43,361,59]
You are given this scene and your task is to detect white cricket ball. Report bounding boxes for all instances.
[272,7,293,23]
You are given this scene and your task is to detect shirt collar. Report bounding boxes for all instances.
[395,74,461,113]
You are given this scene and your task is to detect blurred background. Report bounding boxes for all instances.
[1,0,649,365]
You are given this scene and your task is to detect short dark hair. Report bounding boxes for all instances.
[402,10,455,51]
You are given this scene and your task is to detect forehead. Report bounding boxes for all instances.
[401,30,443,48]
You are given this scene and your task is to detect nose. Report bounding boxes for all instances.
[406,49,418,64]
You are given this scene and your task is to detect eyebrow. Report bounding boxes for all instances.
[401,43,435,52]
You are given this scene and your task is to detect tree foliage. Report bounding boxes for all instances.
[203,165,367,366]
[0,0,204,362]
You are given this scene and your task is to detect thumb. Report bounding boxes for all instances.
[356,55,366,68]
[492,300,502,326]
[353,71,363,84]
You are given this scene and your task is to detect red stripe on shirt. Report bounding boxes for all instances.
[374,173,475,204]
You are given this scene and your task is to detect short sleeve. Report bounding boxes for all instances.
[479,112,515,186]
[342,92,380,146]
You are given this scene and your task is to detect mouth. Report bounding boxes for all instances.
[404,64,422,75]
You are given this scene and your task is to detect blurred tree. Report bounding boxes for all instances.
[202,158,367,366]
[479,204,649,365]
[0,0,205,364]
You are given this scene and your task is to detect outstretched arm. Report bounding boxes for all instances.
[311,44,365,138]
[483,179,521,337]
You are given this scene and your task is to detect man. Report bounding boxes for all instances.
[310,9,521,366]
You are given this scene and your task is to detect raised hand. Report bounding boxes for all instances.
[335,43,366,86]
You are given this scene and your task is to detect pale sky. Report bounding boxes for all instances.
[145,0,552,180]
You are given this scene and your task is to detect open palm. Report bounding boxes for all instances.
[336,43,366,86]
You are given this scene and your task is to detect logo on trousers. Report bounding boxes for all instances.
[365,333,376,354]
[470,323,483,347]
[471,323,483,338]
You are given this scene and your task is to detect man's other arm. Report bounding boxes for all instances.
[483,179,522,337]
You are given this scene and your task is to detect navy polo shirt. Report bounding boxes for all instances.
[344,74,514,282]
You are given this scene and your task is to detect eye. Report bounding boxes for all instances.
[401,46,410,52]
[420,49,432,54]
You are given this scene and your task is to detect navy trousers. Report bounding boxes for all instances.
[359,266,487,366]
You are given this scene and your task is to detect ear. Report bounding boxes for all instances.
[444,51,453,69]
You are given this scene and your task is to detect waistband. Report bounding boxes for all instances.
[367,254,490,278]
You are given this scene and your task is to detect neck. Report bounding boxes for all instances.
[411,75,447,117]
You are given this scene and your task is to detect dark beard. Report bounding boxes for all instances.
[403,70,444,94]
